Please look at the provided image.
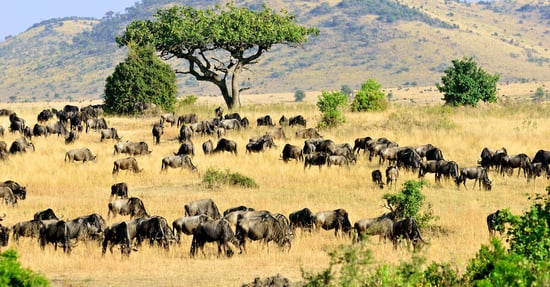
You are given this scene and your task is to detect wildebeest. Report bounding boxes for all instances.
[353,136,372,154]
[161,154,197,172]
[295,128,322,139]
[184,198,222,220]
[499,153,531,177]
[289,208,315,233]
[371,169,384,188]
[46,121,68,137]
[391,217,426,251]
[85,117,107,133]
[220,118,241,130]
[0,180,26,200]
[9,113,26,135]
[9,138,35,154]
[32,123,49,137]
[65,147,97,163]
[353,213,394,243]
[425,147,444,161]
[532,149,550,166]
[190,218,235,258]
[246,135,275,153]
[479,147,508,171]
[327,155,351,167]
[160,113,176,127]
[37,109,54,123]
[279,115,288,126]
[107,197,149,219]
[152,121,163,144]
[64,129,79,144]
[312,209,352,237]
[487,209,505,236]
[34,208,60,220]
[396,147,422,171]
[110,182,129,199]
[13,219,47,242]
[435,160,459,183]
[135,216,172,250]
[178,124,193,143]
[177,113,198,127]
[240,117,249,128]
[66,213,106,242]
[265,128,287,140]
[113,141,151,156]
[281,144,303,163]
[235,212,292,253]
[386,166,399,189]
[202,139,214,155]
[175,140,195,157]
[112,157,142,174]
[102,221,133,257]
[456,166,492,190]
[39,220,72,254]
[0,224,9,248]
[256,115,275,127]
[304,152,328,169]
[100,128,121,142]
[0,186,17,207]
[172,215,211,242]
[288,115,307,127]
[213,138,238,154]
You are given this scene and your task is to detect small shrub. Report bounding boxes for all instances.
[202,168,258,189]
[317,90,348,128]
[383,180,438,227]
[178,95,198,106]
[294,89,306,102]
[351,79,388,112]
[0,249,49,286]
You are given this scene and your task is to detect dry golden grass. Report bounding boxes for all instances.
[0,85,548,286]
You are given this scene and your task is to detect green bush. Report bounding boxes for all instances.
[294,89,306,102]
[202,168,258,189]
[383,180,438,227]
[350,79,388,112]
[317,90,348,128]
[0,249,49,286]
[178,95,198,106]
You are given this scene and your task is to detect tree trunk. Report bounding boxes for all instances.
[218,81,233,110]
[231,66,242,109]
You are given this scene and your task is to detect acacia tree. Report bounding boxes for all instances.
[116,3,319,110]
[436,57,499,107]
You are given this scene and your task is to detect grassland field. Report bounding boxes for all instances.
[0,83,549,286]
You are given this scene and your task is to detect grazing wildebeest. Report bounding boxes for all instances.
[34,208,60,220]
[65,147,97,163]
[152,122,163,145]
[161,154,197,172]
[213,138,238,154]
[184,198,222,220]
[0,187,17,207]
[281,144,303,163]
[456,166,492,190]
[175,140,195,157]
[312,209,353,237]
[66,213,106,242]
[220,118,241,130]
[327,155,351,167]
[304,152,328,169]
[9,138,35,154]
[418,160,439,179]
[391,217,427,251]
[487,210,505,236]
[480,147,507,171]
[178,124,193,143]
[100,128,121,142]
[190,218,235,258]
[279,115,288,126]
[177,113,198,127]
[108,197,149,219]
[39,220,72,254]
[386,166,399,189]
[37,109,54,123]
[396,147,422,171]
[0,224,9,248]
[435,160,459,183]
[64,129,79,144]
[499,153,531,177]
[102,221,133,257]
[353,213,394,243]
[9,113,26,135]
[172,215,211,242]
[246,135,275,153]
[46,121,68,137]
[110,182,129,199]
[371,169,384,188]
[160,113,176,127]
[256,115,275,127]
[532,149,550,166]
[202,139,214,155]
[32,124,49,137]
[353,136,372,154]
[85,117,107,133]
[240,117,249,128]
[235,212,292,253]
[12,219,49,242]
[135,216,171,250]
[295,128,322,139]
[425,147,444,161]
[112,157,142,175]
[265,128,287,140]
[288,115,307,127]
[0,180,26,200]
[120,141,151,156]
[289,208,315,233]
[0,126,4,137]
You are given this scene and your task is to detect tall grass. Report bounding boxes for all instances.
[0,99,547,286]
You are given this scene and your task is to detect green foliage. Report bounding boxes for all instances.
[316,91,348,128]
[532,86,548,102]
[178,95,198,106]
[0,249,49,286]
[202,168,258,189]
[104,44,177,115]
[350,79,389,112]
[117,3,319,110]
[383,180,438,227]
[294,89,306,102]
[436,57,500,107]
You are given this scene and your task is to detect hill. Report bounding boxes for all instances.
[0,0,549,103]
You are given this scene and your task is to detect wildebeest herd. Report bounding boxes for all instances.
[0,103,546,261]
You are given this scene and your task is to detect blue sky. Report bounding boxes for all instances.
[0,0,137,40]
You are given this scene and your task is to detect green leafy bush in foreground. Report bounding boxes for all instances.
[0,249,49,287]
[202,168,258,189]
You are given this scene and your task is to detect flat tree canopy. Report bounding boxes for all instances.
[116,3,319,110]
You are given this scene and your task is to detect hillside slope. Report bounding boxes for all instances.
[0,0,548,102]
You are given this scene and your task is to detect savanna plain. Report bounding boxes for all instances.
[0,86,548,287]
